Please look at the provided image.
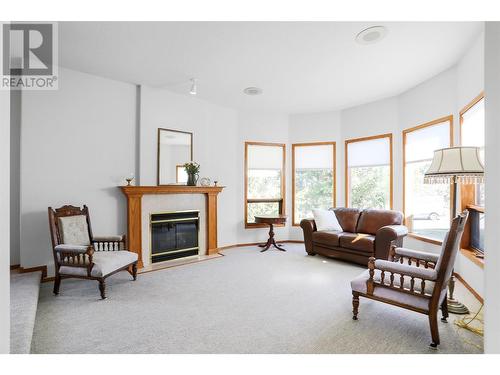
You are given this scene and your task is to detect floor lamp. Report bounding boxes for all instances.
[424,146,484,315]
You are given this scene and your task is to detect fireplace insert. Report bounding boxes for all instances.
[150,210,199,263]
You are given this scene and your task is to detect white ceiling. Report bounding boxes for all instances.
[58,22,483,114]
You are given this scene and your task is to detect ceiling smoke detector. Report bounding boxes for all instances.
[355,26,387,45]
[243,87,263,96]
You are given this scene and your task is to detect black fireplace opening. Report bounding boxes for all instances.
[150,210,199,263]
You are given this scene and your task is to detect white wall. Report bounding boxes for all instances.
[484,21,500,354]
[10,90,21,266]
[457,34,484,110]
[0,88,11,353]
[20,67,137,275]
[139,85,240,247]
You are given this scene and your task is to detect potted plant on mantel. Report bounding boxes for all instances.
[183,161,200,186]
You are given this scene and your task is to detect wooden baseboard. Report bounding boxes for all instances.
[19,265,48,280]
[10,264,20,270]
[454,272,483,304]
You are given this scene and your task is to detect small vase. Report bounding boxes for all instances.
[187,173,198,186]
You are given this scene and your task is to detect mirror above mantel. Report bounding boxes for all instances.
[157,128,193,185]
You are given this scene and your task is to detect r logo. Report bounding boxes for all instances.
[2,23,53,76]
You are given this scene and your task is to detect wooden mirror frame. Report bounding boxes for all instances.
[157,128,193,186]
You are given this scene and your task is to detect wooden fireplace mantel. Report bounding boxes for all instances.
[120,185,225,268]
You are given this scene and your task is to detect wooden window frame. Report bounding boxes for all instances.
[402,115,454,245]
[291,142,336,226]
[459,92,485,210]
[344,133,393,210]
[244,141,286,229]
[459,92,485,254]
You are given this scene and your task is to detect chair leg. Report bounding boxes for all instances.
[53,275,61,295]
[98,279,107,299]
[352,292,360,320]
[429,311,440,348]
[441,294,449,323]
[132,262,137,281]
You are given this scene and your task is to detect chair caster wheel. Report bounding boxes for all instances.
[441,318,448,323]
[429,342,438,349]
[352,316,358,320]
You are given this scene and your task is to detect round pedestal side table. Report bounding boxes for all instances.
[254,215,287,252]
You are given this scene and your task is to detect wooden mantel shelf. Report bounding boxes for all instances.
[120,185,224,196]
[120,185,225,268]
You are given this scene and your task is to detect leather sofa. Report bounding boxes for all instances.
[300,208,408,265]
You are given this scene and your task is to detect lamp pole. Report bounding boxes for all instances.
[447,176,469,314]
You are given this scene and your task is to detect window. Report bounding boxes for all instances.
[292,142,336,225]
[460,93,485,256]
[460,93,485,207]
[403,116,453,242]
[245,142,285,227]
[176,165,188,183]
[345,134,393,210]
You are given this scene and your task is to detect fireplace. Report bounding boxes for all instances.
[150,210,199,263]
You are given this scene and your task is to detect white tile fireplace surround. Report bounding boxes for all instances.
[120,185,224,268]
[141,194,206,268]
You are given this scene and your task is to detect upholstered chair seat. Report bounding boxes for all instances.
[58,250,138,278]
[351,268,436,311]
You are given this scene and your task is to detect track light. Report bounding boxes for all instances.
[189,78,197,95]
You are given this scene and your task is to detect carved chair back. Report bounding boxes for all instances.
[48,205,94,249]
[430,211,469,305]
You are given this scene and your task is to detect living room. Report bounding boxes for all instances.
[2,1,500,371]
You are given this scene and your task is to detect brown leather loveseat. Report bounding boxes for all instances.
[300,208,408,265]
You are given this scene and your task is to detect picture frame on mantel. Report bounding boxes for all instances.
[157,128,193,186]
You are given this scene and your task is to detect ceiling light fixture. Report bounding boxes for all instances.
[355,26,387,45]
[189,78,197,95]
[243,87,263,96]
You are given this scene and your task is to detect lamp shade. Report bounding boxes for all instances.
[424,147,484,184]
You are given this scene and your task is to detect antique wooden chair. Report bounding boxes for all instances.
[48,205,138,299]
[350,211,468,348]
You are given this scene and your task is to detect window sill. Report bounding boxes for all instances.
[407,233,443,246]
[460,248,484,269]
[408,233,484,269]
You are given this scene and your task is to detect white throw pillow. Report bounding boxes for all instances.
[312,209,342,231]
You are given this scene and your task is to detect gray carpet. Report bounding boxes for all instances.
[10,271,42,354]
[31,245,483,354]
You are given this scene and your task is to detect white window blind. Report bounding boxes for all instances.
[347,137,390,167]
[405,122,450,162]
[295,144,333,169]
[247,144,283,169]
[462,98,485,149]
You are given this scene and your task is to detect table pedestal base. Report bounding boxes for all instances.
[258,223,286,252]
